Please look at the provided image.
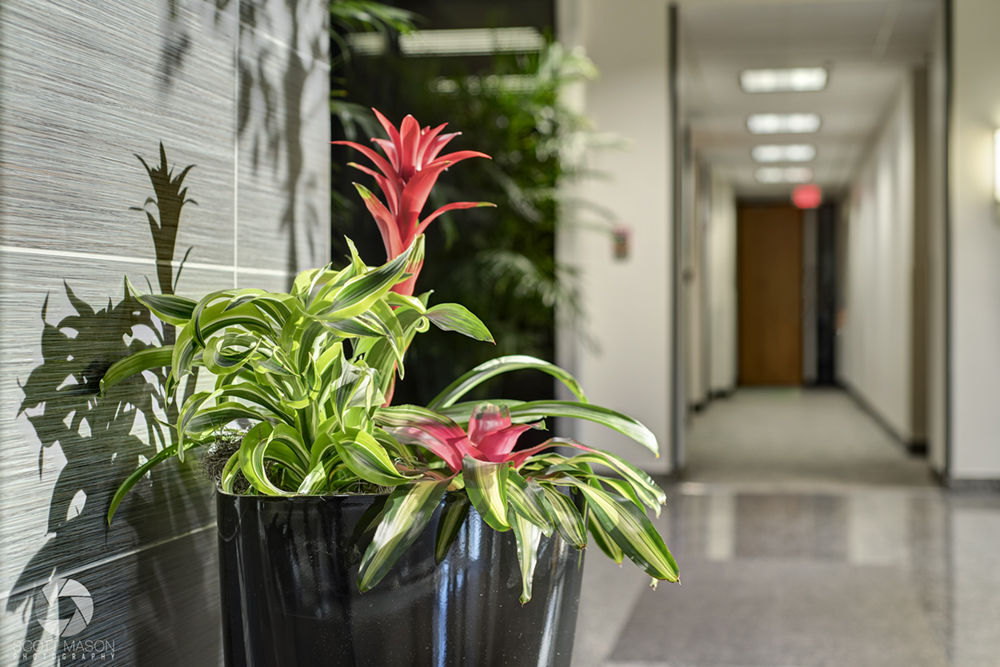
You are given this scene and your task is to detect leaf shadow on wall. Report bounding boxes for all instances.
[7,146,216,666]
[237,0,324,281]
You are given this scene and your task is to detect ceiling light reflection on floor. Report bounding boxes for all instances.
[740,68,828,93]
[747,113,821,134]
[756,167,814,184]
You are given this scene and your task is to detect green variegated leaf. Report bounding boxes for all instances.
[538,484,587,549]
[429,355,587,409]
[435,399,525,423]
[358,479,449,592]
[424,303,494,343]
[125,276,196,325]
[568,480,678,582]
[508,402,659,457]
[508,508,544,604]
[318,241,415,320]
[106,438,201,524]
[335,429,414,487]
[176,390,216,461]
[220,451,243,494]
[435,493,471,563]
[203,334,259,375]
[214,382,294,426]
[237,422,291,496]
[587,504,624,563]
[463,456,511,532]
[385,291,427,313]
[183,402,271,439]
[566,449,666,515]
[297,460,330,494]
[100,346,173,394]
[263,424,311,474]
[506,470,552,535]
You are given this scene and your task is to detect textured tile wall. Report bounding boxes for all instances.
[0,0,329,664]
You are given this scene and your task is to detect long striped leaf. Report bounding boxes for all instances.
[358,479,449,591]
[106,439,200,524]
[125,276,196,325]
[183,402,271,439]
[318,241,416,320]
[506,470,552,535]
[508,402,659,458]
[237,422,291,496]
[429,355,587,409]
[586,504,624,564]
[334,429,414,487]
[100,346,173,394]
[424,303,494,343]
[538,484,587,549]
[214,382,294,426]
[435,493,471,563]
[566,449,666,516]
[203,334,259,375]
[508,508,544,604]
[463,456,511,532]
[568,480,678,582]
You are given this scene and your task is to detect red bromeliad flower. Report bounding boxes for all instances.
[388,403,540,473]
[333,109,494,296]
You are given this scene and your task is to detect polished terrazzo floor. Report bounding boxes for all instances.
[572,389,1000,667]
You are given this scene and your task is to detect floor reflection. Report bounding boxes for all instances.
[576,485,1000,667]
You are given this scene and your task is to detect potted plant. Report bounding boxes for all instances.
[102,111,678,667]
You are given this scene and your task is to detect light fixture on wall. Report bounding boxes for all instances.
[740,68,828,93]
[995,129,1000,203]
[751,144,817,163]
[756,167,813,184]
[747,113,821,134]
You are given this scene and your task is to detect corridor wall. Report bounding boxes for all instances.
[0,0,330,663]
[556,0,674,474]
[707,171,737,394]
[949,0,1000,481]
[841,75,917,443]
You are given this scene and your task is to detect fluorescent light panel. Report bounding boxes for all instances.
[740,68,828,93]
[756,167,813,184]
[347,28,544,57]
[752,144,816,163]
[402,28,544,56]
[747,113,821,134]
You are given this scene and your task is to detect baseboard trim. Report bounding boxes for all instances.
[945,478,1000,493]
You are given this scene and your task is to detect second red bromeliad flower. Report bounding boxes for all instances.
[333,109,495,296]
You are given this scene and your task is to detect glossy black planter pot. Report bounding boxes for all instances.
[217,491,585,667]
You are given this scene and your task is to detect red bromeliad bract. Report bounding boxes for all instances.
[388,403,535,473]
[333,109,495,296]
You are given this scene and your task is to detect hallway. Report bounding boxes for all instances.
[573,391,1000,667]
[682,389,936,488]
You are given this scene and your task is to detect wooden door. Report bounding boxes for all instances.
[738,205,803,385]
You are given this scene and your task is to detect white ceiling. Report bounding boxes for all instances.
[679,0,939,197]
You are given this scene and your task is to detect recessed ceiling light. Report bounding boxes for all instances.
[347,27,545,57]
[756,167,814,184]
[740,68,828,93]
[747,113,821,134]
[401,27,544,56]
[751,144,817,163]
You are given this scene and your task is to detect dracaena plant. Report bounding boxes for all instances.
[103,111,678,603]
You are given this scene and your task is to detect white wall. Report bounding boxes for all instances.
[558,0,673,473]
[841,75,915,441]
[949,0,1000,479]
[707,171,737,392]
